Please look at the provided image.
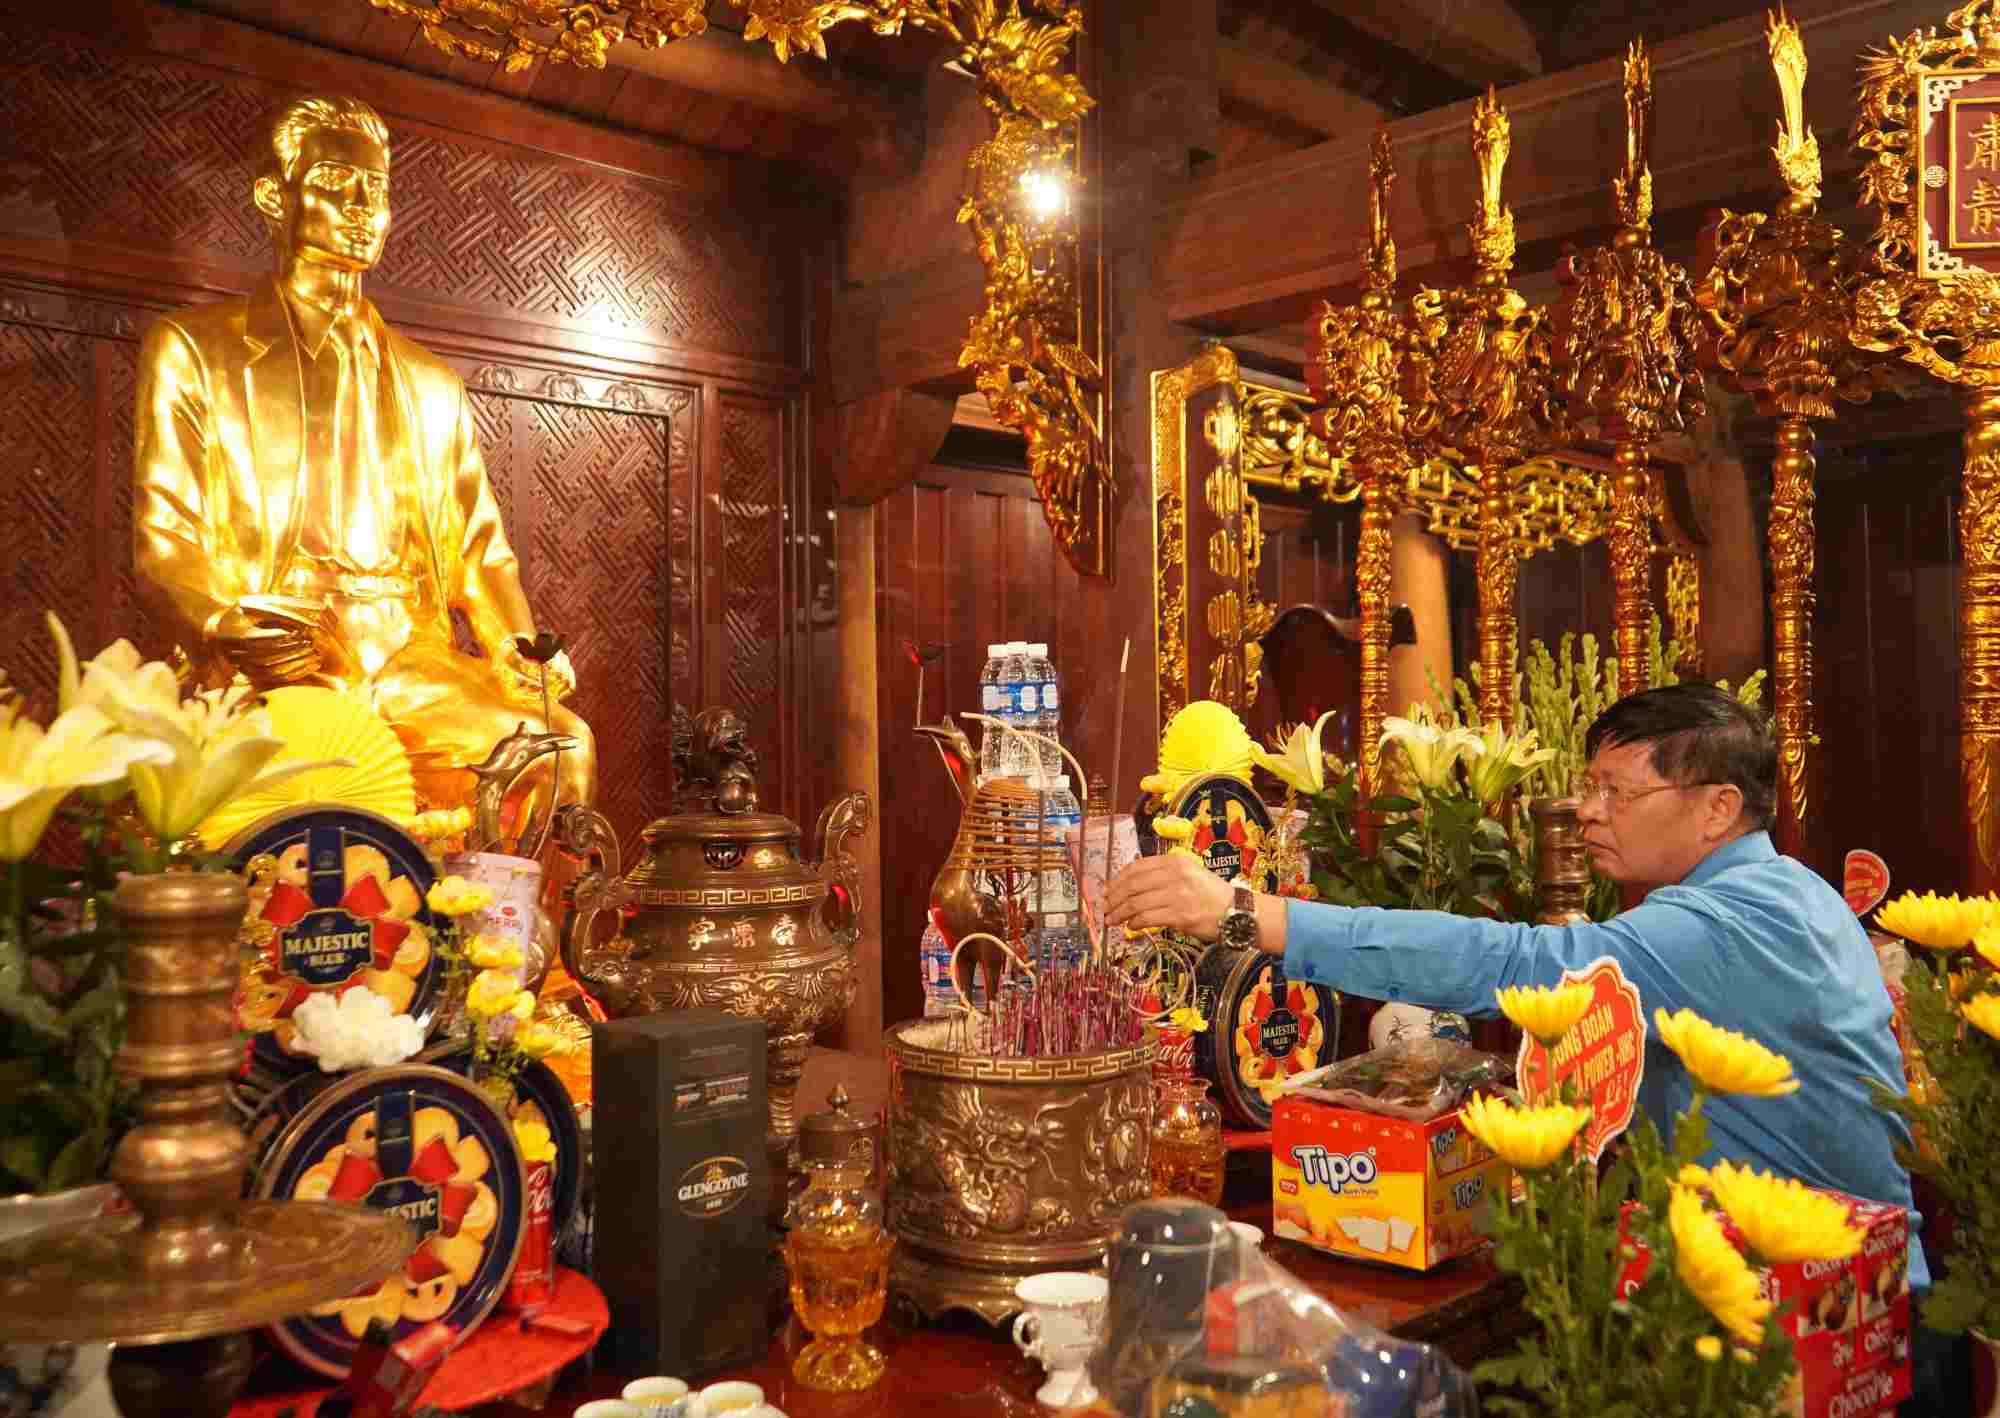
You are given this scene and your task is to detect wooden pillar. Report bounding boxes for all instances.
[1475,477,1517,730]
[1609,442,1653,700]
[1355,471,1396,801]
[1388,511,1453,720]
[831,504,886,1054]
[1961,388,2000,892]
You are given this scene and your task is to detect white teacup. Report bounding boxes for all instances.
[692,1381,765,1418]
[622,1376,690,1412]
[575,1403,642,1418]
[1011,1271,1108,1410]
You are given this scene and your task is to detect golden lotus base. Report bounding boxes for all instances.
[0,1200,414,1346]
[890,1245,1106,1328]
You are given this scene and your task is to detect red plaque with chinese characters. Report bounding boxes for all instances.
[1514,956,1646,1164]
[1918,70,2000,277]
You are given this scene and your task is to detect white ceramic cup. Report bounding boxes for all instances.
[1229,1220,1264,1252]
[1011,1271,1108,1410]
[622,1376,690,1411]
[575,1402,642,1418]
[694,1381,766,1418]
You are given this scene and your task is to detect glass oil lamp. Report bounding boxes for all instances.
[1149,1077,1226,1206]
[783,1166,895,1391]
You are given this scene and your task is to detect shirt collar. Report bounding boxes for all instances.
[1681,830,1775,888]
[279,285,380,364]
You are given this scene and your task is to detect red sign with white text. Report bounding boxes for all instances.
[1515,956,1645,1163]
[1844,849,1891,919]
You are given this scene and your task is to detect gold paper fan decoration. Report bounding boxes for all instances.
[197,686,416,847]
[1147,701,1255,800]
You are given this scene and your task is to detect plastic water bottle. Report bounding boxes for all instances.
[1038,777,1083,922]
[977,643,1009,780]
[921,920,955,1018]
[999,642,1035,778]
[1027,642,1061,780]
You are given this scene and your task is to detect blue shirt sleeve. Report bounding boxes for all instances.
[1282,890,1712,1014]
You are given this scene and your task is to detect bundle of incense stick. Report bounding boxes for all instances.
[977,957,1148,1059]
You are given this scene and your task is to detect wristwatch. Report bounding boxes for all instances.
[1217,885,1259,950]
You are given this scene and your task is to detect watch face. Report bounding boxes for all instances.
[1220,910,1258,949]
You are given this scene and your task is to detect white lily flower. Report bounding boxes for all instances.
[1462,721,1557,805]
[1380,706,1482,792]
[1252,711,1339,796]
[0,701,173,859]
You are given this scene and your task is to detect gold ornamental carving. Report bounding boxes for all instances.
[1406,92,1568,730]
[359,0,1111,575]
[884,1021,1153,1323]
[1850,0,2000,886]
[131,96,594,818]
[1307,129,1428,802]
[1698,9,1913,861]
[1152,345,1272,729]
[1552,42,1707,699]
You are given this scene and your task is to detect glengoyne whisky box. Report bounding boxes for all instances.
[592,1010,769,1377]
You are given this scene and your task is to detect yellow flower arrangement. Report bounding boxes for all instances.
[1251,712,1338,796]
[513,1120,557,1165]
[1694,1336,1723,1363]
[466,934,525,972]
[1380,705,1483,792]
[1654,1008,1800,1098]
[1961,992,2000,1042]
[427,876,494,918]
[1875,890,2000,950]
[466,968,532,1021]
[0,701,171,860]
[1498,982,1594,1047]
[1168,1005,1209,1035]
[1677,1163,1712,1189]
[1702,1161,1866,1265]
[1670,1185,1772,1345]
[517,1022,568,1059]
[1975,921,2000,972]
[1459,1095,1592,1171]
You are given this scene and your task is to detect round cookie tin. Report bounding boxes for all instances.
[416,1039,584,1237]
[228,807,443,1079]
[1190,945,1339,1130]
[254,1063,526,1377]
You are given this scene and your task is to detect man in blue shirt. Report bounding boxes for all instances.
[1106,683,1925,1286]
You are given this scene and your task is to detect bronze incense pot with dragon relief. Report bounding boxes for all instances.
[557,707,871,1146]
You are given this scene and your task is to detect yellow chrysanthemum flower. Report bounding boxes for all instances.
[1670,1185,1772,1345]
[513,1120,557,1164]
[1694,1336,1723,1363]
[1678,1163,1712,1189]
[1875,891,2000,950]
[426,876,494,918]
[1169,1005,1209,1035]
[1654,1009,1800,1098]
[466,934,525,972]
[1704,1161,1866,1265]
[1975,921,2000,973]
[466,968,529,1020]
[1458,1095,1592,1171]
[1497,983,1594,1046]
[1961,992,2000,1042]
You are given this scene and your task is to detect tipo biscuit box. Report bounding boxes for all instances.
[1616,1190,1912,1418]
[1271,1095,1509,1270]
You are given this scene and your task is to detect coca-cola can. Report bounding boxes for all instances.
[505,1160,556,1314]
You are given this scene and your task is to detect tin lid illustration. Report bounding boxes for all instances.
[255,1064,526,1376]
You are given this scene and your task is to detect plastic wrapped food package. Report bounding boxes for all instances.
[1086,1200,1477,1418]
[1278,1037,1514,1123]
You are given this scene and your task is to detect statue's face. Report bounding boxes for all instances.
[281,127,391,272]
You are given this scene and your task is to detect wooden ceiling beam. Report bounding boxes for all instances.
[1157,0,1940,331]
[1217,37,1389,138]
[607,28,914,145]
[1303,0,1541,86]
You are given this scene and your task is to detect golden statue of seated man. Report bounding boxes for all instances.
[133,94,593,815]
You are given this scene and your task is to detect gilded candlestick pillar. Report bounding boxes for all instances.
[1769,415,1818,860]
[1963,389,2000,891]
[1356,465,1397,803]
[1609,442,1653,699]
[1476,476,1518,730]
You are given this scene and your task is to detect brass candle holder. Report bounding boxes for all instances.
[0,873,414,1416]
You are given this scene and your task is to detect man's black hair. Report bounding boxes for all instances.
[1583,682,1777,831]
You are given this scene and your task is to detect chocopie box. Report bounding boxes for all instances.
[1271,1096,1508,1271]
[1616,1190,1911,1418]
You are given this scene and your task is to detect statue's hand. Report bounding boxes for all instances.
[502,643,576,704]
[212,595,343,687]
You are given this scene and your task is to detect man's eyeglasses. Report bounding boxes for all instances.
[1577,779,1718,811]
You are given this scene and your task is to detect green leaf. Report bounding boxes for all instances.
[1922,1270,1983,1334]
[1367,795,1420,814]
[0,1134,47,1190]
[44,1128,104,1192]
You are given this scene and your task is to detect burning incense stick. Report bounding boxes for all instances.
[1098,638,1130,962]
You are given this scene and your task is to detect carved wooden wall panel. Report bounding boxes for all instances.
[0,21,795,365]
[0,18,819,852]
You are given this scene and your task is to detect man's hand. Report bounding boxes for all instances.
[1105,850,1234,942]
[211,595,341,687]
